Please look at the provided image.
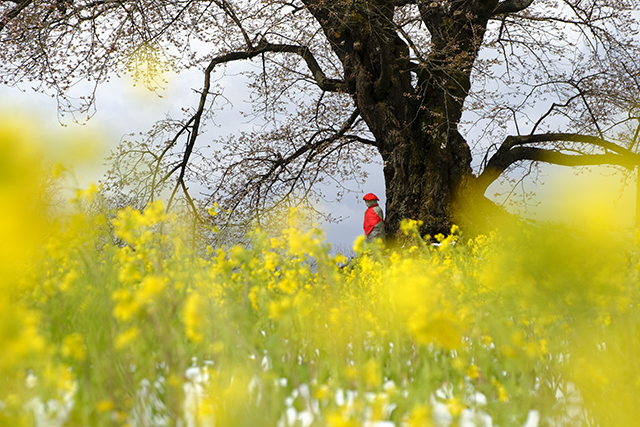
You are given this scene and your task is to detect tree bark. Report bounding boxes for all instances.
[304,0,498,238]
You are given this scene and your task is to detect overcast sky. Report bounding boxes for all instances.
[1,63,635,247]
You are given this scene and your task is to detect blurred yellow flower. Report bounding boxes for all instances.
[409,311,464,350]
[447,397,464,417]
[466,364,480,380]
[314,384,330,402]
[96,399,114,412]
[492,378,509,402]
[400,218,423,235]
[62,333,86,361]
[184,292,207,343]
[115,327,140,350]
[112,289,140,322]
[407,405,432,427]
[326,409,359,427]
[268,297,292,320]
[363,359,381,388]
[136,275,167,305]
[73,182,99,203]
[352,234,366,254]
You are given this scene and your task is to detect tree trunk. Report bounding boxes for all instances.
[382,127,474,239]
[358,97,476,239]
[304,0,500,238]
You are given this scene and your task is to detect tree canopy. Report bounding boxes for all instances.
[2,0,640,238]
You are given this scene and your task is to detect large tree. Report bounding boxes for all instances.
[2,0,640,238]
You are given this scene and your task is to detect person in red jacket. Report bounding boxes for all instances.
[363,193,385,243]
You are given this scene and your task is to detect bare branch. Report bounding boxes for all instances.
[217,108,363,220]
[213,0,253,49]
[493,0,534,16]
[0,0,32,32]
[164,38,347,217]
[476,133,640,194]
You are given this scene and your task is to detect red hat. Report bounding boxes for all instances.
[363,193,379,201]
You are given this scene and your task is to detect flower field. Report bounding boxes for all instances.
[2,124,640,427]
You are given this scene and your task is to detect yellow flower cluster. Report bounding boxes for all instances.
[4,121,640,425]
[0,120,72,425]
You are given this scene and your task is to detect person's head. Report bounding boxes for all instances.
[363,193,379,206]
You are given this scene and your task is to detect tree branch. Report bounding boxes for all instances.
[165,38,346,217]
[214,0,253,49]
[263,42,346,92]
[505,133,636,156]
[476,133,640,194]
[209,108,363,225]
[493,0,534,15]
[0,0,32,32]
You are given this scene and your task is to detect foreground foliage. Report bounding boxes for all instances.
[2,128,640,427]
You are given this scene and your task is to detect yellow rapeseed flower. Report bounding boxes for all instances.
[363,359,381,388]
[447,397,465,418]
[314,384,330,402]
[466,364,480,380]
[400,218,423,235]
[268,297,292,321]
[73,182,99,203]
[184,292,207,343]
[115,327,140,350]
[325,410,359,427]
[62,333,86,361]
[112,289,140,322]
[135,275,167,305]
[352,235,366,254]
[407,405,433,427]
[96,399,114,412]
[409,311,464,350]
[278,270,298,294]
[491,378,509,402]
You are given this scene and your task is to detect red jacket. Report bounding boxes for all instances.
[363,204,384,235]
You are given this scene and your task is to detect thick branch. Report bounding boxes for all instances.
[264,42,346,92]
[0,0,32,32]
[476,133,640,194]
[493,0,534,15]
[502,133,636,156]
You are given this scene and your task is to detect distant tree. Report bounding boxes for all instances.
[2,0,640,238]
